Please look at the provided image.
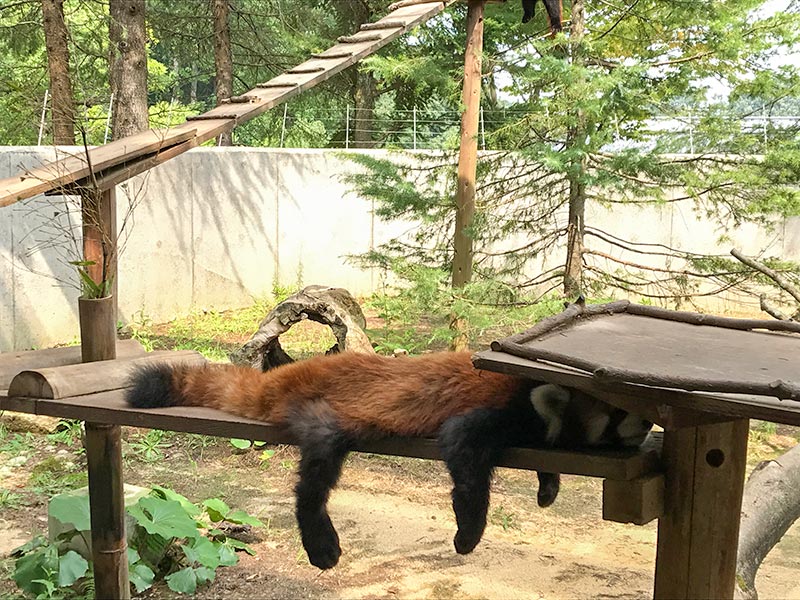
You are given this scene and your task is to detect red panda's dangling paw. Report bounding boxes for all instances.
[536,472,560,507]
[299,514,342,570]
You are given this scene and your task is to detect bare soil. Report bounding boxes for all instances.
[2,428,799,600]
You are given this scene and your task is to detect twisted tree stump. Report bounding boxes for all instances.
[229,285,374,370]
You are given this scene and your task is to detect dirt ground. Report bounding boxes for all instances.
[2,427,799,600]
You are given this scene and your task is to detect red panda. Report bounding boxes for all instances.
[126,351,651,569]
[522,0,563,34]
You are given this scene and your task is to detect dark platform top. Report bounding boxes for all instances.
[0,389,660,481]
[478,300,800,426]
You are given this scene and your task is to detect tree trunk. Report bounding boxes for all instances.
[450,0,485,351]
[353,70,377,149]
[563,0,586,298]
[41,0,75,145]
[735,443,800,599]
[211,0,233,146]
[109,0,148,140]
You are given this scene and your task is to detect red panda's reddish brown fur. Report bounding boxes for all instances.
[148,352,529,437]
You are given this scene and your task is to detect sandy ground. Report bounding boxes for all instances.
[2,432,799,599]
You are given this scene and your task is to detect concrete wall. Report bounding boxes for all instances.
[1,146,797,351]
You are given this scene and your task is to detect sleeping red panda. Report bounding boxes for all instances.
[126,351,651,569]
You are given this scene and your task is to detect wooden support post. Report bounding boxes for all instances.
[85,422,130,600]
[80,186,128,597]
[451,0,485,351]
[654,419,749,599]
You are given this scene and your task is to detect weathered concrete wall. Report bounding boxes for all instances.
[1,146,797,351]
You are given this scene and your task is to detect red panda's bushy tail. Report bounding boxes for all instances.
[126,363,188,409]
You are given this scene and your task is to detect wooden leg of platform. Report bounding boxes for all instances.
[653,419,749,599]
[85,422,130,600]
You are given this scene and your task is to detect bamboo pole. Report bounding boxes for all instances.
[450,0,485,351]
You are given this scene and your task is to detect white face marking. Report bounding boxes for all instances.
[617,413,652,446]
[583,413,611,445]
[530,384,570,444]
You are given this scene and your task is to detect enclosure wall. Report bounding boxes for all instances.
[1,146,798,351]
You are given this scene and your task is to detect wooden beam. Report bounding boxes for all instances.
[85,422,129,600]
[0,2,454,208]
[653,419,749,599]
[0,340,145,390]
[7,350,205,399]
[0,128,195,207]
[0,389,663,481]
[603,473,664,525]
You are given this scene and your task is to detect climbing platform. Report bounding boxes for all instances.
[0,0,454,207]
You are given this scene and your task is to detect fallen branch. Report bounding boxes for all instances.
[735,443,800,599]
[229,285,374,370]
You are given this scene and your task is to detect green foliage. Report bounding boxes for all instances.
[12,486,264,597]
[28,458,87,496]
[127,429,173,463]
[46,420,83,449]
[0,488,24,510]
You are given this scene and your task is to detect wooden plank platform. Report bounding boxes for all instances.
[0,389,662,481]
[0,1,454,206]
[474,350,800,427]
[0,339,146,392]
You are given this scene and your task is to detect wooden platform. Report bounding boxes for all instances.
[0,388,662,481]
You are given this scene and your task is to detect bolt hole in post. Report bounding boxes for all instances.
[706,448,725,468]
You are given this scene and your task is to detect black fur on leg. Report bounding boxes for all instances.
[521,0,536,23]
[536,472,560,507]
[289,403,353,570]
[125,364,177,408]
[438,408,513,555]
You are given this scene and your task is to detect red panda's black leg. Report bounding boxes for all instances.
[438,409,507,554]
[289,404,353,570]
[537,472,560,507]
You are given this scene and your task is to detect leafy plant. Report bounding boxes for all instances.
[46,420,84,448]
[127,429,173,462]
[0,488,24,509]
[69,260,112,299]
[11,485,265,597]
[229,438,267,451]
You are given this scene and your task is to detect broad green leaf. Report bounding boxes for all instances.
[150,485,202,517]
[229,438,252,450]
[128,497,200,540]
[57,550,89,587]
[224,537,256,556]
[14,544,57,596]
[217,543,239,567]
[226,509,264,528]
[166,567,197,595]
[49,494,91,531]
[194,566,216,585]
[182,537,220,569]
[129,562,155,594]
[126,548,140,564]
[202,498,231,523]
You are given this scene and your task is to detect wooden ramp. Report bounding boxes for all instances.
[0,0,454,207]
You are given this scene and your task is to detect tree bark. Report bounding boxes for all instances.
[353,70,377,149]
[109,0,148,140]
[450,0,485,351]
[563,0,586,298]
[735,443,800,599]
[211,0,233,146]
[41,0,75,144]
